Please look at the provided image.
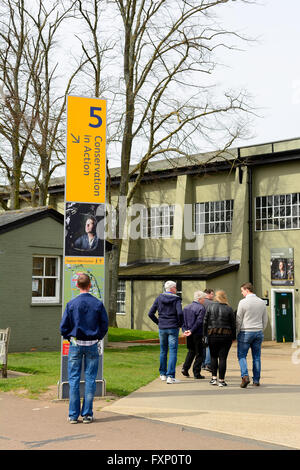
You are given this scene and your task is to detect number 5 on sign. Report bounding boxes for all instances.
[66,96,106,204]
[89,107,102,128]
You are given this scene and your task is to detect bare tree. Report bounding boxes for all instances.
[0,0,38,209]
[0,0,88,209]
[24,0,89,206]
[77,0,255,326]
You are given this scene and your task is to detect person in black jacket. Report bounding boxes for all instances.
[148,280,183,384]
[203,290,236,387]
[182,290,207,379]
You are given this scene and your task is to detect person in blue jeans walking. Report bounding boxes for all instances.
[236,282,268,388]
[60,273,108,423]
[148,281,183,384]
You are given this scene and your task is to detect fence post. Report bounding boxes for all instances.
[0,327,11,378]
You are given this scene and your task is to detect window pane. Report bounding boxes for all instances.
[33,257,44,276]
[44,278,56,297]
[261,219,267,230]
[117,280,126,313]
[32,278,43,297]
[45,258,57,276]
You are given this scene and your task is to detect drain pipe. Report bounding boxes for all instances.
[248,165,254,284]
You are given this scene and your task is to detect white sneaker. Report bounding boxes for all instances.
[160,375,167,381]
[166,377,180,384]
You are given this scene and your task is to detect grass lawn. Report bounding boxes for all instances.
[0,328,186,399]
[108,327,159,342]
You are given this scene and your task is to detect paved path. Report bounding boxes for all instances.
[1,341,299,451]
[104,341,300,450]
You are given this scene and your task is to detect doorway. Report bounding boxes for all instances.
[273,290,294,342]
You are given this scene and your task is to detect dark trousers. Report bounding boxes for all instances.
[208,335,232,380]
[182,334,203,377]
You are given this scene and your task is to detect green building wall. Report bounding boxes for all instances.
[0,217,63,352]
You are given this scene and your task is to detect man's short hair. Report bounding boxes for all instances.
[85,214,97,225]
[194,290,206,301]
[77,273,91,289]
[164,280,176,291]
[241,282,254,292]
[204,288,214,294]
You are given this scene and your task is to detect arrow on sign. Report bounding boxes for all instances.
[71,134,80,143]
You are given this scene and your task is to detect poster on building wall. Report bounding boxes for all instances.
[271,247,294,286]
[58,95,106,399]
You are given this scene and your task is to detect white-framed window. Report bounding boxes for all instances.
[117,279,126,314]
[255,193,300,231]
[32,256,61,304]
[194,200,234,234]
[142,205,175,238]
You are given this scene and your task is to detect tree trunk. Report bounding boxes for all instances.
[108,243,121,327]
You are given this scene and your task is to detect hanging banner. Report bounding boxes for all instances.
[65,96,106,203]
[58,95,107,399]
[271,247,294,286]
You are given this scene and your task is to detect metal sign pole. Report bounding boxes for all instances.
[58,95,107,399]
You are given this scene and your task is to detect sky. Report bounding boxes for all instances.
[214,0,300,148]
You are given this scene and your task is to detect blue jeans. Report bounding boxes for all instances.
[68,342,99,420]
[237,330,264,383]
[159,328,179,378]
[203,346,211,366]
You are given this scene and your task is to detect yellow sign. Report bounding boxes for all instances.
[66,95,106,203]
[65,257,105,265]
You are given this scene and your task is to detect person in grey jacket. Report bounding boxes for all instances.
[236,282,268,388]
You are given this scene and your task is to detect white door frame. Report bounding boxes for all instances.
[271,288,296,344]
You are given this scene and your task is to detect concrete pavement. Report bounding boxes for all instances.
[1,341,299,450]
[104,341,300,449]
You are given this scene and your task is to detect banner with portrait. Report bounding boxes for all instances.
[271,247,294,286]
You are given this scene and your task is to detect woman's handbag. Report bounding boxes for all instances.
[202,335,209,348]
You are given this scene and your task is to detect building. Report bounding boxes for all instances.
[2,137,300,344]
[0,207,64,352]
[112,138,300,344]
